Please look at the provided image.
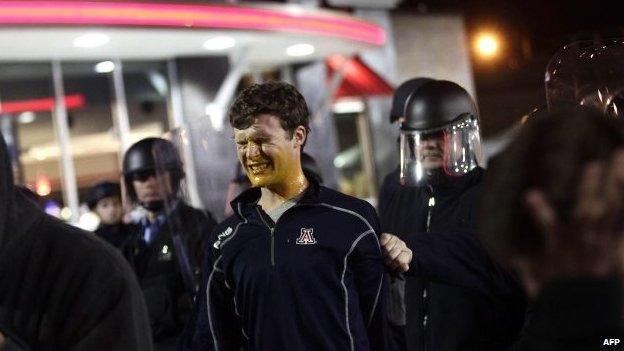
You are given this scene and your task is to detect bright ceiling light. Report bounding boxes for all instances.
[73,33,110,48]
[94,61,115,73]
[18,111,36,124]
[474,32,500,60]
[333,99,365,114]
[203,36,236,51]
[286,43,315,57]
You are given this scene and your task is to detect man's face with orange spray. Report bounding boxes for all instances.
[233,114,303,189]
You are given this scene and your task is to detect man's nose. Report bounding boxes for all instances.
[246,141,261,158]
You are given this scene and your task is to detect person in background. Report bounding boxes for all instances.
[479,106,624,350]
[301,152,323,185]
[87,181,137,249]
[378,77,434,222]
[379,79,525,350]
[0,133,152,350]
[122,137,217,351]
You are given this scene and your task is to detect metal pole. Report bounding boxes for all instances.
[51,61,80,223]
[111,59,132,153]
[356,105,378,200]
[166,59,203,208]
[166,59,185,129]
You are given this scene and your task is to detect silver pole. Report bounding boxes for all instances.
[51,61,80,223]
[356,105,378,200]
[111,59,132,153]
[166,59,203,208]
[166,59,185,128]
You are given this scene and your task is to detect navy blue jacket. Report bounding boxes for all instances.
[380,168,526,351]
[190,181,389,351]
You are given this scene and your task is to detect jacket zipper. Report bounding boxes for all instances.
[255,207,275,266]
[256,205,301,267]
[425,196,435,232]
[423,186,435,351]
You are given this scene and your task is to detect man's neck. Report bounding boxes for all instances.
[258,170,308,213]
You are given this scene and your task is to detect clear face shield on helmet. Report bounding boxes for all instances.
[400,114,483,187]
[546,39,624,118]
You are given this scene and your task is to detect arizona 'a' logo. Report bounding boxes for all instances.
[296,228,316,245]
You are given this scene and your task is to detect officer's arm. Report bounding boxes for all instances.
[405,229,520,295]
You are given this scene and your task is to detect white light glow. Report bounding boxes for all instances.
[203,36,236,51]
[286,43,315,57]
[73,33,110,48]
[18,111,36,124]
[78,212,100,231]
[333,99,365,114]
[94,60,115,73]
[205,103,225,131]
[474,32,500,59]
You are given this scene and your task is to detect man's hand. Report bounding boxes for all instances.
[521,150,624,296]
[0,330,5,348]
[380,233,413,273]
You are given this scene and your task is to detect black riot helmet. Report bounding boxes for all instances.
[86,181,121,210]
[399,80,483,186]
[122,137,184,211]
[402,80,479,131]
[390,77,434,123]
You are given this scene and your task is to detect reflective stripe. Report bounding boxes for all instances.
[317,203,383,326]
[342,229,375,351]
[206,202,246,351]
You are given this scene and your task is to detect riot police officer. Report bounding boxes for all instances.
[86,181,136,249]
[122,137,217,350]
[379,79,526,350]
[378,77,433,221]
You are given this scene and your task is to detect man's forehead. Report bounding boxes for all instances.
[233,115,283,138]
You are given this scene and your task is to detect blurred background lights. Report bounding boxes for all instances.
[73,33,110,48]
[286,43,315,57]
[203,36,236,51]
[94,60,115,73]
[474,31,500,59]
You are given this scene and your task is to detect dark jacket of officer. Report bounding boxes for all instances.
[0,135,152,350]
[95,222,138,249]
[125,202,216,342]
[380,167,526,351]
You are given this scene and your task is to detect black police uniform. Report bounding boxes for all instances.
[382,168,525,350]
[94,222,138,249]
[382,80,525,351]
[125,202,216,342]
[0,135,152,350]
[121,137,217,348]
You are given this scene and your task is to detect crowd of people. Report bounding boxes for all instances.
[0,78,622,351]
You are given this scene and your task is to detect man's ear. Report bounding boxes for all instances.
[292,125,307,148]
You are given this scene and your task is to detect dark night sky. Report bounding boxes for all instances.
[395,0,624,135]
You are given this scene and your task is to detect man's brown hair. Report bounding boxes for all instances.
[229,81,310,146]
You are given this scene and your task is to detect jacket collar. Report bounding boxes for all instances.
[230,174,321,220]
